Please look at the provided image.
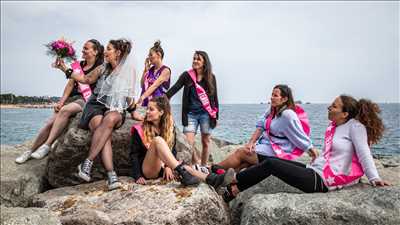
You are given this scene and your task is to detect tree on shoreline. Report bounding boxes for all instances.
[0,93,60,104]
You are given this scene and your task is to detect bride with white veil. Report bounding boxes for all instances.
[55,38,138,190]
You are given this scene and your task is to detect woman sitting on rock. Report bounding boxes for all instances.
[16,39,104,164]
[55,39,138,190]
[129,96,234,191]
[220,95,390,202]
[210,84,318,174]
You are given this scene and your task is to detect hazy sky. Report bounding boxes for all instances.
[1,1,399,104]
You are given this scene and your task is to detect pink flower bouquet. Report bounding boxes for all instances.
[45,38,76,62]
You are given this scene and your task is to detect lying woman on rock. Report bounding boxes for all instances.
[129,96,234,191]
[220,95,390,202]
[16,39,104,164]
[55,39,138,190]
[210,84,318,174]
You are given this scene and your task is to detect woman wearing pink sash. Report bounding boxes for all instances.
[209,84,317,174]
[166,51,219,169]
[16,39,104,164]
[137,40,171,107]
[219,95,389,203]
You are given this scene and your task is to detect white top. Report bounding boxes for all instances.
[308,119,381,190]
[255,108,313,157]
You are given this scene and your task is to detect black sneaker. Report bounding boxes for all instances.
[205,168,235,193]
[78,159,93,182]
[175,163,200,186]
[107,171,122,191]
[222,185,236,203]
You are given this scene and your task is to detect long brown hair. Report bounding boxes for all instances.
[272,84,296,114]
[340,95,384,145]
[143,96,174,148]
[195,51,215,96]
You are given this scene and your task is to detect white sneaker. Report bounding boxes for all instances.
[31,144,50,159]
[15,150,32,164]
[192,164,210,175]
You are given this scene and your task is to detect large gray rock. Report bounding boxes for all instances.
[240,186,400,225]
[46,114,194,188]
[0,206,62,225]
[0,141,48,207]
[32,177,230,225]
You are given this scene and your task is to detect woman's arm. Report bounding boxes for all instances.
[245,128,263,153]
[350,122,381,183]
[139,68,171,104]
[282,110,313,152]
[165,72,187,99]
[56,59,102,84]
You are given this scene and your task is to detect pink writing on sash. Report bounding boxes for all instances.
[322,122,364,186]
[187,69,218,119]
[265,105,310,160]
[71,61,92,102]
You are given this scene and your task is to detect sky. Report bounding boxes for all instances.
[1,1,399,104]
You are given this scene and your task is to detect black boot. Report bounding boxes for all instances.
[175,163,200,186]
[205,168,235,193]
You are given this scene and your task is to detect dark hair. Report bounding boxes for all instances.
[273,84,296,111]
[339,95,384,145]
[109,38,132,59]
[194,50,215,96]
[87,39,104,67]
[150,40,164,59]
[105,39,132,72]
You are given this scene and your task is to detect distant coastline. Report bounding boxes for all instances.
[0,104,54,109]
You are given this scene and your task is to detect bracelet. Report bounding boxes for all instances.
[65,68,73,79]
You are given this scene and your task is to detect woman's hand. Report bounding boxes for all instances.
[371,180,390,187]
[52,58,68,72]
[144,57,150,72]
[244,142,256,155]
[308,148,319,163]
[163,167,175,182]
[54,101,64,112]
[135,177,146,185]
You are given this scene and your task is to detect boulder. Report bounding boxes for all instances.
[0,141,48,207]
[32,177,230,225]
[46,114,194,188]
[0,206,62,225]
[240,186,400,225]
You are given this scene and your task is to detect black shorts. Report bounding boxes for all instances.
[79,95,126,130]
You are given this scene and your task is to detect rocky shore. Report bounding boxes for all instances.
[1,114,399,225]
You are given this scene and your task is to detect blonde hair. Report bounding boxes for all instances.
[143,96,174,148]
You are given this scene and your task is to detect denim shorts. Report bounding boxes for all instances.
[183,111,212,135]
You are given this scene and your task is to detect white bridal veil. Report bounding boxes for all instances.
[96,48,137,112]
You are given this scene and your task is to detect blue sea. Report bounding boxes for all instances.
[1,104,399,156]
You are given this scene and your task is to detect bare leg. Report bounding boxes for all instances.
[31,114,56,151]
[142,136,181,178]
[89,115,103,132]
[184,132,199,164]
[87,112,122,161]
[44,103,82,146]
[101,137,114,171]
[217,147,258,171]
[200,133,210,166]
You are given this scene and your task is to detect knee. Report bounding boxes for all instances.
[201,138,210,148]
[59,108,72,118]
[152,136,166,147]
[103,116,121,128]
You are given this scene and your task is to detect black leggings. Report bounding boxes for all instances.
[236,156,328,193]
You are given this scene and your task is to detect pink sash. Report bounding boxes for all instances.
[71,61,92,102]
[322,122,364,186]
[130,124,150,149]
[187,69,218,119]
[265,105,310,160]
